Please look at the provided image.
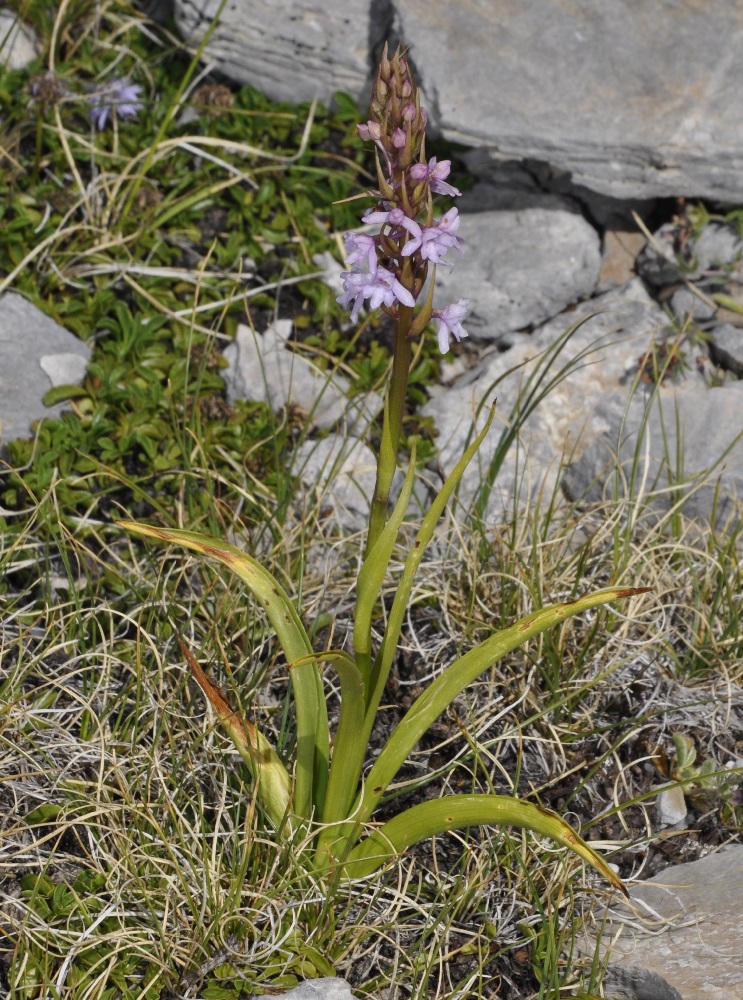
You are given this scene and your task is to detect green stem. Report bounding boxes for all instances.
[366,306,413,555]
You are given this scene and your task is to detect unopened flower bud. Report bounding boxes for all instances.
[400,79,412,99]
[375,78,389,104]
[381,49,392,81]
[392,127,406,149]
[402,102,416,123]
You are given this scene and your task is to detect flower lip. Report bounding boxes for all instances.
[434,298,469,354]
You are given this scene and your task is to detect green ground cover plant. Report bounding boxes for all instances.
[1,4,741,1000]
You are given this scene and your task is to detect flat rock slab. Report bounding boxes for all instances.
[437,199,601,342]
[178,0,743,202]
[175,0,373,105]
[396,0,743,202]
[586,846,743,1000]
[0,293,91,445]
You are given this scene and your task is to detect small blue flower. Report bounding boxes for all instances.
[88,78,143,129]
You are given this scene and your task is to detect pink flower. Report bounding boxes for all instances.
[409,157,461,197]
[434,299,469,353]
[343,232,378,272]
[400,208,463,264]
[337,264,415,322]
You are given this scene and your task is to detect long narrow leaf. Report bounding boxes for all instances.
[353,586,650,836]
[119,521,328,819]
[177,637,291,830]
[343,793,627,896]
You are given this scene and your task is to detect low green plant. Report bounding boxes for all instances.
[121,48,647,894]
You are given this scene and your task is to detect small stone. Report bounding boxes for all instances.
[692,221,743,271]
[0,11,40,70]
[655,785,688,827]
[636,225,685,287]
[0,293,91,444]
[604,964,682,1000]
[251,979,358,1000]
[708,322,743,378]
[293,435,378,533]
[669,286,716,323]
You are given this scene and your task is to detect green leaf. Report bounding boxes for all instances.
[300,651,366,856]
[118,521,327,820]
[42,385,89,406]
[25,803,63,825]
[352,586,651,846]
[343,793,627,895]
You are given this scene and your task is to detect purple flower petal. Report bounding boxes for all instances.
[434,298,469,353]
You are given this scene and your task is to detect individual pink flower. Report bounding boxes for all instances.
[400,207,463,264]
[337,264,415,322]
[343,232,378,272]
[434,299,469,353]
[409,157,461,197]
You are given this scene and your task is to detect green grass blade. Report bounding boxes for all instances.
[354,447,417,692]
[343,793,627,895]
[118,521,328,820]
[353,586,650,836]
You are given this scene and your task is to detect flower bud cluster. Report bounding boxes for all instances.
[337,45,469,354]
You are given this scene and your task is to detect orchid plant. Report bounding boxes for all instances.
[121,47,645,893]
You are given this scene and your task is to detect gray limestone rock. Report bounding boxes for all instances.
[563,379,743,528]
[251,980,357,1000]
[0,293,91,445]
[585,846,743,1000]
[669,286,715,324]
[0,10,40,70]
[421,280,666,521]
[604,965,682,1000]
[293,435,378,533]
[174,0,375,105]
[692,222,743,271]
[436,199,601,343]
[708,323,743,378]
[394,1,743,203]
[176,1,743,203]
[222,320,382,433]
